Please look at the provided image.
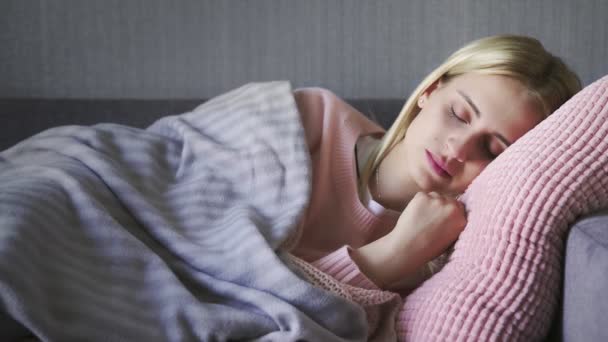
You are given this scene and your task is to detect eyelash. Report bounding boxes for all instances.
[449,106,499,159]
[486,144,498,160]
[484,137,501,160]
[449,106,467,124]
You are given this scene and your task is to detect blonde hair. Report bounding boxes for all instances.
[358,34,581,197]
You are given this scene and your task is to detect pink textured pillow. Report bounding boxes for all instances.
[398,75,608,341]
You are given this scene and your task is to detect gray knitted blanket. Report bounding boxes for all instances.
[0,82,368,341]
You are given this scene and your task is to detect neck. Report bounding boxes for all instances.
[370,141,419,212]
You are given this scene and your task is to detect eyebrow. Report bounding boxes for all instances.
[456,90,512,147]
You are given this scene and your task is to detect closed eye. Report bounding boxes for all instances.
[485,139,505,160]
[449,106,468,124]
[486,146,499,160]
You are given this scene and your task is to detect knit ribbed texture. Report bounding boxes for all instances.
[288,254,401,342]
[398,75,608,341]
[291,88,398,262]
[311,246,380,290]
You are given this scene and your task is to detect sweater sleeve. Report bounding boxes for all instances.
[311,245,381,290]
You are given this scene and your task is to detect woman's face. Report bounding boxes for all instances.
[390,73,544,197]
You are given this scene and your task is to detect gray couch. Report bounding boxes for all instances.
[0,98,606,341]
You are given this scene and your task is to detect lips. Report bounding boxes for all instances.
[425,149,452,178]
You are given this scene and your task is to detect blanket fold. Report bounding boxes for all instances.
[0,82,374,341]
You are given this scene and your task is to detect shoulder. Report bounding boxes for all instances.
[293,87,383,130]
[293,87,353,115]
[293,87,344,122]
[294,86,341,101]
[293,87,384,152]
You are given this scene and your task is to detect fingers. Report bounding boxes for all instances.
[417,191,467,216]
[428,191,461,200]
[424,191,462,203]
[412,191,465,210]
[427,191,440,199]
[426,192,456,205]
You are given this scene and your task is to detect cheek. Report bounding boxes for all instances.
[403,116,422,144]
[407,111,445,142]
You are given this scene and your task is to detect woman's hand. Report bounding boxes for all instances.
[351,192,467,290]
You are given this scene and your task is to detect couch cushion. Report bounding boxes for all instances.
[562,211,608,342]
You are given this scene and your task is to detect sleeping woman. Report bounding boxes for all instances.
[0,34,582,341]
[290,34,581,293]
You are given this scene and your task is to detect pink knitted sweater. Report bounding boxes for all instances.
[290,76,608,341]
[287,87,404,339]
[290,87,399,262]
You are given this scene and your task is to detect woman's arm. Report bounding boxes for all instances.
[351,192,466,290]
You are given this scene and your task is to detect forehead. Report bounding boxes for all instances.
[443,73,544,141]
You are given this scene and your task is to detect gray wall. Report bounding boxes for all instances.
[1,0,607,99]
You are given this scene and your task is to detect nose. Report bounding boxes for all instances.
[445,134,472,163]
